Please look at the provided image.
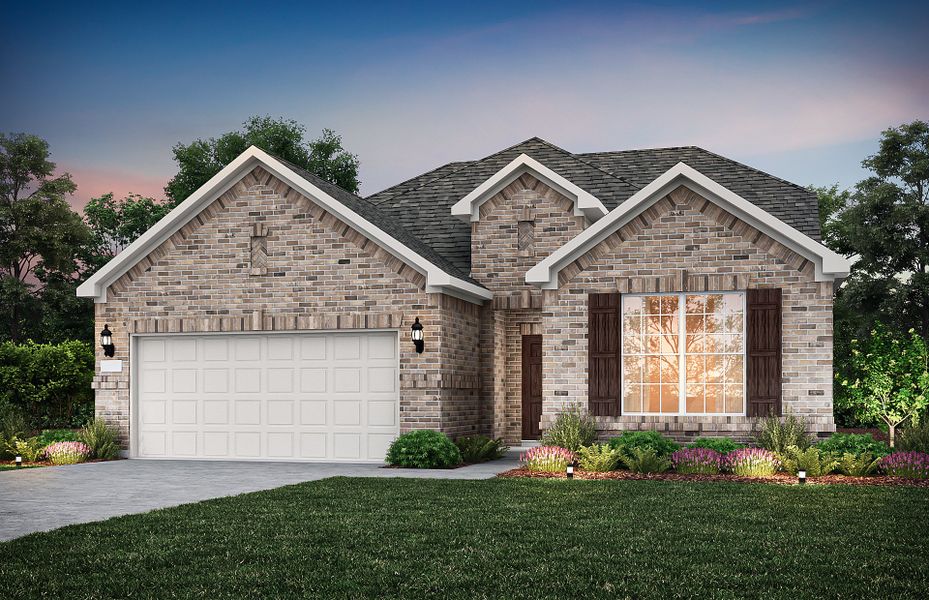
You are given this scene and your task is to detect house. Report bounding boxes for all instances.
[77,138,850,462]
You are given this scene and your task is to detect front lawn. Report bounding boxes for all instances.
[1,478,927,599]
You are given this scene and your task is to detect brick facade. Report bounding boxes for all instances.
[93,166,482,449]
[541,185,835,442]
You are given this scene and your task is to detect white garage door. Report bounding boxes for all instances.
[135,331,399,462]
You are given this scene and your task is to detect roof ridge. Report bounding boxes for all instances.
[684,147,816,196]
[530,137,643,191]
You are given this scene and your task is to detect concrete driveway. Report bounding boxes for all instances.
[0,456,518,542]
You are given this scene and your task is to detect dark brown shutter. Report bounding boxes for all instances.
[588,293,621,416]
[746,288,782,417]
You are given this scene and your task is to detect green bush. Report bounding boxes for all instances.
[619,448,671,473]
[0,340,94,429]
[837,452,882,476]
[539,405,597,451]
[608,431,680,457]
[816,433,890,458]
[576,444,622,472]
[778,445,838,477]
[35,429,79,449]
[79,418,121,460]
[753,412,812,454]
[726,448,779,477]
[687,437,743,454]
[898,421,929,453]
[385,430,462,469]
[454,435,507,464]
[8,436,45,462]
[0,406,28,460]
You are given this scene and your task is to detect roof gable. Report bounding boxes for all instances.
[77,146,491,304]
[526,162,850,287]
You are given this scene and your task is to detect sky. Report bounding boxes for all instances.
[2,0,927,211]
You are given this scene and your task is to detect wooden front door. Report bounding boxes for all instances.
[521,335,543,439]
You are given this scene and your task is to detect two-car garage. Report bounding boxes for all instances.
[134,331,400,462]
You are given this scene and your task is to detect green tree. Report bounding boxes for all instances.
[0,133,90,342]
[837,324,929,447]
[165,117,360,204]
[83,192,172,271]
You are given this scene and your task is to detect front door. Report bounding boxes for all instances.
[521,335,543,439]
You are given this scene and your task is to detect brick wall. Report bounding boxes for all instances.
[92,166,483,449]
[542,185,835,441]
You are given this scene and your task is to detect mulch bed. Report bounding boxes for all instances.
[498,468,929,488]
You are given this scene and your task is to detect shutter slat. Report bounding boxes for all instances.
[746,288,782,417]
[588,293,621,416]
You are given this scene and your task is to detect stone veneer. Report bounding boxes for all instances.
[541,185,835,442]
[92,166,482,449]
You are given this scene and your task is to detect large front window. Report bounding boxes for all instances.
[622,292,745,415]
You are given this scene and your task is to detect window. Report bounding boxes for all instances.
[621,292,745,415]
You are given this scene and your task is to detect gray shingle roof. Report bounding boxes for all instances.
[276,158,482,287]
[366,139,821,275]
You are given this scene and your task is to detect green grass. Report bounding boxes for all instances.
[0,464,39,471]
[1,478,927,599]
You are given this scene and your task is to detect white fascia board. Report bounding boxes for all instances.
[78,146,491,305]
[450,154,608,223]
[526,162,851,288]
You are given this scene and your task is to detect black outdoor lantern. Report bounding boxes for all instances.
[411,317,424,354]
[100,324,115,358]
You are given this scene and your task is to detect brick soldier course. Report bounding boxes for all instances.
[80,138,848,455]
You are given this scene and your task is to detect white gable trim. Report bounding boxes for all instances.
[450,153,608,222]
[77,146,492,304]
[526,162,851,288]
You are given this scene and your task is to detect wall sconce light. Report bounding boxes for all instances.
[100,324,115,358]
[411,317,424,354]
[797,469,807,485]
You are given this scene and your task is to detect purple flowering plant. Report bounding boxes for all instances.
[520,446,575,473]
[45,441,92,465]
[671,448,723,474]
[879,451,929,479]
[725,448,780,477]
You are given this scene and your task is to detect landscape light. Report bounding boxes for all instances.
[797,469,807,484]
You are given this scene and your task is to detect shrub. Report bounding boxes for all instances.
[687,437,743,455]
[816,433,890,458]
[576,444,622,472]
[726,448,779,477]
[608,431,680,457]
[778,445,838,477]
[671,448,723,475]
[879,451,929,479]
[385,430,462,469]
[539,405,597,451]
[44,441,92,465]
[837,452,882,476]
[520,446,575,473]
[79,418,121,460]
[454,435,507,464]
[619,448,671,473]
[35,429,79,449]
[753,412,812,454]
[0,340,94,429]
[0,406,28,460]
[8,436,45,462]
[897,421,929,453]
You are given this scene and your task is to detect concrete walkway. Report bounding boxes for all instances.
[0,454,519,542]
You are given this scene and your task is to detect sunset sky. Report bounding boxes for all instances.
[2,0,927,211]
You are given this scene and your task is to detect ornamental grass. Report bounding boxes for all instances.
[671,448,723,475]
[520,446,575,473]
[725,448,779,477]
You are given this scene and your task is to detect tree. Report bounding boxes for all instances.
[837,324,929,447]
[83,192,172,271]
[0,133,91,342]
[828,121,929,339]
[165,117,360,204]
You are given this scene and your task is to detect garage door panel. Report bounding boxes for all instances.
[137,332,398,462]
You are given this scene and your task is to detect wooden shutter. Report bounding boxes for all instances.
[588,293,621,416]
[746,288,782,417]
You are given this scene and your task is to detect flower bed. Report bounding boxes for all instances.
[496,468,929,487]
